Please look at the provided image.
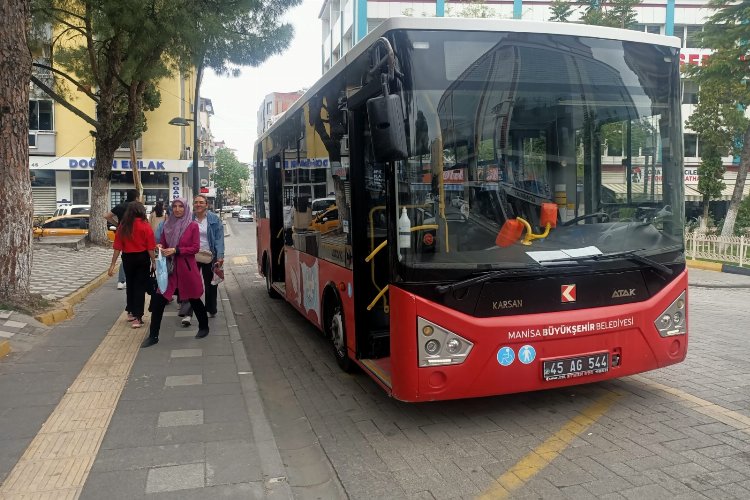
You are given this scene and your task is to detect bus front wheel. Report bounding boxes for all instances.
[329,302,353,372]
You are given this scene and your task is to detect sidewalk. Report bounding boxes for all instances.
[0,249,291,498]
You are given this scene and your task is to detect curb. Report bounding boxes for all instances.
[34,270,112,326]
[219,283,294,498]
[721,264,750,276]
[0,340,10,359]
[686,260,723,272]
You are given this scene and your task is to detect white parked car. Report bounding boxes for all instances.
[311,197,336,217]
[53,204,90,217]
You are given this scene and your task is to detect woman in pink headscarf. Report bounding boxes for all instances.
[141,198,208,347]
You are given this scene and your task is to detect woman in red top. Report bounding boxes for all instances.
[108,202,156,328]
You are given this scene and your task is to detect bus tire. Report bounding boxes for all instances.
[264,255,280,299]
[328,301,354,372]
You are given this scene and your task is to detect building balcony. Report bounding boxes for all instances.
[28,130,56,156]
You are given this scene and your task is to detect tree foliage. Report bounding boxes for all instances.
[735,194,750,236]
[447,1,497,19]
[684,0,750,237]
[29,0,299,243]
[548,0,575,22]
[213,148,249,197]
[548,0,640,28]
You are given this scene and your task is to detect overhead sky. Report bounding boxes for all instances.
[202,0,323,164]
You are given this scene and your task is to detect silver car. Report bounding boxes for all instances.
[238,209,253,222]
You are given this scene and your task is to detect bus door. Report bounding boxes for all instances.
[349,100,393,360]
[266,154,285,289]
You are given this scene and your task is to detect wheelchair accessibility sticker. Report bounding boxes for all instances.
[497,346,515,366]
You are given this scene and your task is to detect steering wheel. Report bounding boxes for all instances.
[561,212,609,227]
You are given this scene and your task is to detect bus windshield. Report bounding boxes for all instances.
[390,30,684,276]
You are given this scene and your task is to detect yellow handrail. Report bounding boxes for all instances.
[367,285,389,311]
[516,217,552,246]
[365,239,388,263]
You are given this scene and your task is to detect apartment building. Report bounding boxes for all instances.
[29,49,209,215]
[256,91,306,137]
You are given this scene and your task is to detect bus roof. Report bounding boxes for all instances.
[257,17,680,144]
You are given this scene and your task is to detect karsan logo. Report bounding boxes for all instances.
[612,288,636,298]
[561,284,576,303]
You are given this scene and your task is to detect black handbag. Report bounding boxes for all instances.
[146,271,158,296]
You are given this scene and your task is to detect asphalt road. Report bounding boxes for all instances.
[224,218,750,500]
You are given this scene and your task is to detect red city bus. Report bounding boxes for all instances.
[254,18,687,402]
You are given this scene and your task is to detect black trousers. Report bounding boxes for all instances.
[184,262,218,317]
[121,251,151,319]
[149,293,208,339]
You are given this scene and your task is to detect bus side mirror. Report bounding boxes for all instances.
[367,94,408,162]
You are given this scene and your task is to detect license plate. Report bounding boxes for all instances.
[543,352,609,381]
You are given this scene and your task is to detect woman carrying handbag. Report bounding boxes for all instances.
[141,198,209,348]
[179,194,225,326]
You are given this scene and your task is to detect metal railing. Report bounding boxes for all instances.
[686,231,750,267]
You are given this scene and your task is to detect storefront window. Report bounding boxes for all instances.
[142,189,169,205]
[110,171,134,184]
[71,170,91,186]
[30,170,55,187]
[141,172,169,185]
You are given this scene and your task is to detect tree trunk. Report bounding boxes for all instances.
[701,196,710,232]
[0,0,33,302]
[89,144,117,244]
[721,125,750,237]
[131,139,142,197]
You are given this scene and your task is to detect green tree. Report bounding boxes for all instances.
[548,0,575,22]
[556,0,641,28]
[685,82,746,229]
[607,0,640,28]
[213,148,249,198]
[1,0,34,303]
[684,0,750,237]
[30,0,298,243]
[735,194,750,236]
[696,145,726,229]
[447,1,496,18]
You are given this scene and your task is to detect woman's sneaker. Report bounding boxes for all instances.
[181,317,191,327]
[131,319,143,329]
[126,313,136,322]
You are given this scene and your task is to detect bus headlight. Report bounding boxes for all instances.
[417,317,473,367]
[654,291,687,337]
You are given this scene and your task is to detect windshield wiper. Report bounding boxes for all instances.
[436,266,550,294]
[540,250,674,277]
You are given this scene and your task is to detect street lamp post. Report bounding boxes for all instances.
[169,86,201,197]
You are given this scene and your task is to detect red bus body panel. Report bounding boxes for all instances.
[279,247,356,344]
[257,218,687,403]
[389,271,688,402]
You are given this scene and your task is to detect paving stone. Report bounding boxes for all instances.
[0,331,15,338]
[170,348,203,358]
[158,409,204,427]
[164,375,203,387]
[3,320,27,329]
[145,462,205,493]
[205,439,262,486]
[91,443,205,472]
[80,469,148,500]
